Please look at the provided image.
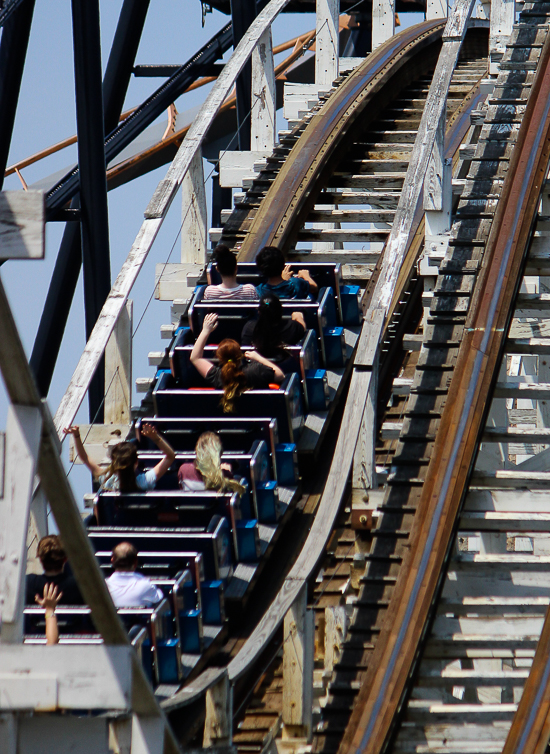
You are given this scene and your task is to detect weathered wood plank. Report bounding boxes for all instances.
[0,405,42,640]
[0,191,45,260]
[0,645,132,710]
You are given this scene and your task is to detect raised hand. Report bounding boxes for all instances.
[203,313,219,333]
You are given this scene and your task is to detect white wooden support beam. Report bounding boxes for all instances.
[131,715,165,754]
[316,0,339,86]
[0,405,42,643]
[489,0,515,74]
[0,644,132,711]
[105,300,133,426]
[251,28,276,151]
[324,606,348,677]
[477,364,509,471]
[218,150,271,189]
[282,584,314,742]
[27,486,49,576]
[426,0,448,20]
[372,0,395,50]
[203,672,232,747]
[181,150,208,265]
[0,191,45,260]
[352,352,378,494]
[68,423,129,468]
[18,716,109,754]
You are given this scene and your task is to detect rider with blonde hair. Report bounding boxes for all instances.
[190,313,284,413]
[178,431,245,494]
[64,423,176,491]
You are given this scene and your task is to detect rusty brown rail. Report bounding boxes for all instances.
[339,26,550,754]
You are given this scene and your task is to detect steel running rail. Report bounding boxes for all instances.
[339,23,550,754]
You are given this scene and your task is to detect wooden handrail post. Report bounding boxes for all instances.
[203,672,233,747]
[251,27,276,151]
[421,110,452,325]
[372,0,395,50]
[489,0,515,74]
[316,0,339,85]
[104,299,133,426]
[281,584,315,746]
[0,404,42,644]
[426,0,448,21]
[352,351,379,501]
[181,149,208,266]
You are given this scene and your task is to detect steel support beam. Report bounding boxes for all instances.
[71,0,111,421]
[231,0,257,151]
[102,0,150,134]
[0,0,35,187]
[46,23,233,216]
[31,0,150,400]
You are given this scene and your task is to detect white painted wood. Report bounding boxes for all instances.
[471,469,550,488]
[0,714,16,754]
[0,432,4,498]
[54,0,293,440]
[105,300,132,426]
[27,487,49,576]
[489,0,515,74]
[68,424,128,467]
[324,606,348,676]
[427,0,448,20]
[155,262,203,301]
[495,382,550,400]
[0,191,45,260]
[131,716,165,754]
[514,445,550,472]
[0,405,42,641]
[0,645,132,710]
[465,489,550,512]
[315,0,339,85]
[203,673,232,746]
[282,586,314,739]
[252,28,276,151]
[353,352,378,491]
[339,57,364,72]
[181,151,207,266]
[0,674,57,711]
[219,150,271,188]
[478,365,509,471]
[283,83,328,121]
[372,0,395,50]
[18,716,109,754]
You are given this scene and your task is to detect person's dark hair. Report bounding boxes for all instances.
[105,442,139,492]
[252,292,284,357]
[214,244,237,277]
[256,246,285,278]
[37,535,66,572]
[112,542,138,570]
[216,339,248,413]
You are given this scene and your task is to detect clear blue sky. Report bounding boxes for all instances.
[0,1,422,508]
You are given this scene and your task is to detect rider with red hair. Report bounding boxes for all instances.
[191,313,284,412]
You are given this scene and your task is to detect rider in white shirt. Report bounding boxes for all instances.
[106,542,164,607]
